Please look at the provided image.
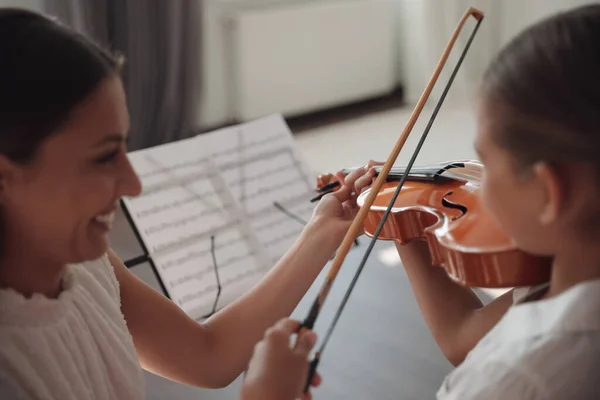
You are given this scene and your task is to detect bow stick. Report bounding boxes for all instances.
[297,6,485,393]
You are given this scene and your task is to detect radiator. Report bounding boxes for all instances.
[224,0,396,121]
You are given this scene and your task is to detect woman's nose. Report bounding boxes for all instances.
[118,158,142,198]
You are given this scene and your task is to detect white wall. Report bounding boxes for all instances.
[394,0,599,105]
[199,0,363,129]
[200,0,297,129]
[200,0,233,129]
[203,0,600,128]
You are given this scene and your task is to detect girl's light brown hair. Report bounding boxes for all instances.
[481,5,600,173]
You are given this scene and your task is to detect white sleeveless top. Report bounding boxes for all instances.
[437,280,600,399]
[0,254,145,399]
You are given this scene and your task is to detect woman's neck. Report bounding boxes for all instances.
[547,240,600,298]
[0,247,67,299]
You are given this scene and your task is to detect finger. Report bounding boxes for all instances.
[332,167,365,202]
[334,171,351,195]
[293,330,317,355]
[263,319,300,345]
[334,171,346,186]
[331,177,353,203]
[271,318,300,335]
[367,159,385,167]
[354,167,376,194]
[250,335,269,361]
[311,372,322,387]
[344,166,367,188]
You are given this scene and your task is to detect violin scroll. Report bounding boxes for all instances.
[315,173,340,193]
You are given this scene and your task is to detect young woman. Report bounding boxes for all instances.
[0,8,375,399]
[241,4,600,399]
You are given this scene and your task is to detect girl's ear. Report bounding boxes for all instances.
[533,161,561,226]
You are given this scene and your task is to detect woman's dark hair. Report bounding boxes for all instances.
[481,4,600,172]
[0,8,122,164]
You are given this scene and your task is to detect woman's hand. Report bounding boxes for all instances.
[241,319,321,400]
[310,160,380,237]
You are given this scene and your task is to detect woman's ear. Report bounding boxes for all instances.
[532,161,561,225]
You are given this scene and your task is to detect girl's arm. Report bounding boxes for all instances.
[113,166,376,388]
[396,241,514,366]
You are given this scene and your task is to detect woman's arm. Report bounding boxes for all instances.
[396,241,514,366]
[113,166,375,388]
[112,218,340,388]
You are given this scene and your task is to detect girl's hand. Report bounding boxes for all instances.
[310,160,381,237]
[241,319,321,400]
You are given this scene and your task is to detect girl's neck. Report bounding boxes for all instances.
[0,247,66,299]
[547,240,600,298]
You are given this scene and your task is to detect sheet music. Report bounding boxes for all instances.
[151,229,264,318]
[201,115,316,264]
[121,115,317,319]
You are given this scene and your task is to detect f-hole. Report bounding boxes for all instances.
[441,191,467,220]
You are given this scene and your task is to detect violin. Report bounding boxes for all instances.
[297,8,550,394]
[313,160,552,288]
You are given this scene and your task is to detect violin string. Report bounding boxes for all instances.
[308,16,483,367]
[446,171,482,181]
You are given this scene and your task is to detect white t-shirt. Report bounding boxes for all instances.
[437,279,600,399]
[0,254,145,399]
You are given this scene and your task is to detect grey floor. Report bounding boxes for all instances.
[109,102,498,399]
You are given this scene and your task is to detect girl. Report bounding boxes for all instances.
[241,4,600,399]
[0,8,374,399]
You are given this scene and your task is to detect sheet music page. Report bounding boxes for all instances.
[121,115,317,319]
[121,135,266,318]
[201,114,316,266]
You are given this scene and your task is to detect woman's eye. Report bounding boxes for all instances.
[96,150,119,164]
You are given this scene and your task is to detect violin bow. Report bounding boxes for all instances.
[299,7,485,393]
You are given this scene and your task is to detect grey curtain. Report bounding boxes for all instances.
[44,0,202,151]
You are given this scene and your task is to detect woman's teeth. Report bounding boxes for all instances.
[94,211,115,229]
